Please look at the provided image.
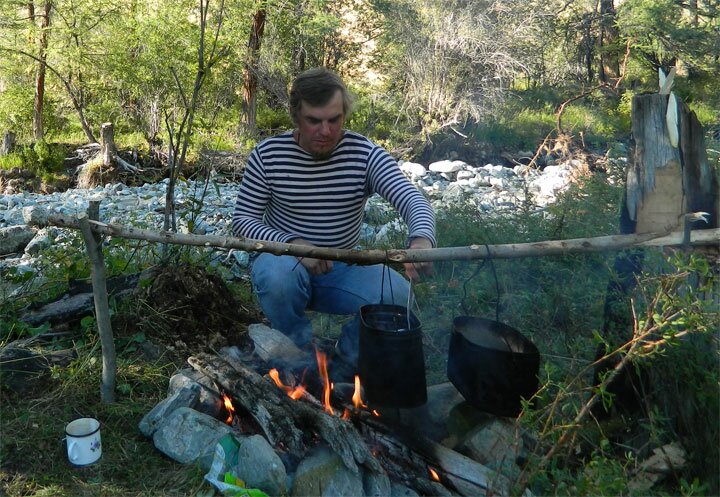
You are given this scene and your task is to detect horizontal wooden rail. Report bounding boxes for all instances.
[25,207,718,264]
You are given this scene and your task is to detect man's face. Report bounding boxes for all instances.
[295,90,345,161]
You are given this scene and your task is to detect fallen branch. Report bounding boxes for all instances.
[24,207,719,264]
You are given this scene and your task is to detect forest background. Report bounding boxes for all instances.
[0,0,719,496]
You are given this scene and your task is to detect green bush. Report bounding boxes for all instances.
[0,140,66,175]
[255,104,293,133]
[0,152,23,170]
[346,85,417,152]
[470,107,556,151]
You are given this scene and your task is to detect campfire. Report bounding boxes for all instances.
[223,349,376,429]
[140,323,528,496]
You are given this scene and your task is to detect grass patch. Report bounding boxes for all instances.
[0,340,207,496]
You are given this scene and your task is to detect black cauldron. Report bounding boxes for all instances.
[447,316,539,417]
[358,304,427,408]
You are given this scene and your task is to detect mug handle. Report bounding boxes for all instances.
[68,440,79,462]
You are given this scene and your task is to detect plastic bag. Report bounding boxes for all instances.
[204,434,270,497]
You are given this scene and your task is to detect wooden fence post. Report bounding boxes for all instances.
[78,199,116,403]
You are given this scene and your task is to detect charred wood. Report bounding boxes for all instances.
[187,352,383,476]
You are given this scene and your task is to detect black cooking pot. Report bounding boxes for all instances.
[447,316,539,417]
[358,304,427,408]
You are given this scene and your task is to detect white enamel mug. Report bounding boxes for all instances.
[65,417,102,466]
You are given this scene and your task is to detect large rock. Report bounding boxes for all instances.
[248,323,310,368]
[291,446,365,497]
[139,384,201,437]
[0,225,34,255]
[362,467,391,497]
[24,227,58,256]
[399,161,427,178]
[457,418,525,480]
[152,407,234,471]
[428,160,466,174]
[234,434,288,496]
[377,382,467,443]
[167,368,223,419]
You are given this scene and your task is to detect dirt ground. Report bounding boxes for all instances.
[112,264,262,365]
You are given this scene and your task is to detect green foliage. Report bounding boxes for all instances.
[470,107,556,151]
[346,85,416,151]
[0,152,23,170]
[0,336,204,496]
[617,0,719,73]
[0,85,34,140]
[0,140,67,181]
[254,105,293,134]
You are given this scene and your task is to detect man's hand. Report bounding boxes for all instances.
[291,238,333,276]
[404,237,434,282]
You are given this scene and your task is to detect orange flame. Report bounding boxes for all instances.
[268,368,306,400]
[268,368,282,386]
[315,350,335,415]
[341,408,351,420]
[222,393,235,424]
[289,385,306,400]
[352,375,366,409]
[429,467,440,481]
[371,409,380,417]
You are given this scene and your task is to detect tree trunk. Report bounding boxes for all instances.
[33,0,51,142]
[598,0,620,83]
[240,8,266,136]
[27,2,35,44]
[594,90,719,420]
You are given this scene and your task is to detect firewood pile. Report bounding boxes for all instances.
[139,323,534,497]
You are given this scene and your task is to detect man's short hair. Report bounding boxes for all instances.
[289,67,353,123]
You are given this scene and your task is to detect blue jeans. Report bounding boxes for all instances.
[250,253,411,366]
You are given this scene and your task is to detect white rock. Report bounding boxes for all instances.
[400,161,427,177]
[428,160,466,174]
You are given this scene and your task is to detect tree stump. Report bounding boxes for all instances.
[1,131,16,156]
[594,92,719,420]
[101,122,118,167]
[626,93,718,234]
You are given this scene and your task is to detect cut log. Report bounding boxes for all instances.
[187,352,382,476]
[19,269,156,326]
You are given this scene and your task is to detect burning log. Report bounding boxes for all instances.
[187,352,383,476]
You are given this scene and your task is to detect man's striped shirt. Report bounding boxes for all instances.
[231,130,436,249]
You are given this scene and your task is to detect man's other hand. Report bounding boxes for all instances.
[291,238,333,275]
[404,237,433,282]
